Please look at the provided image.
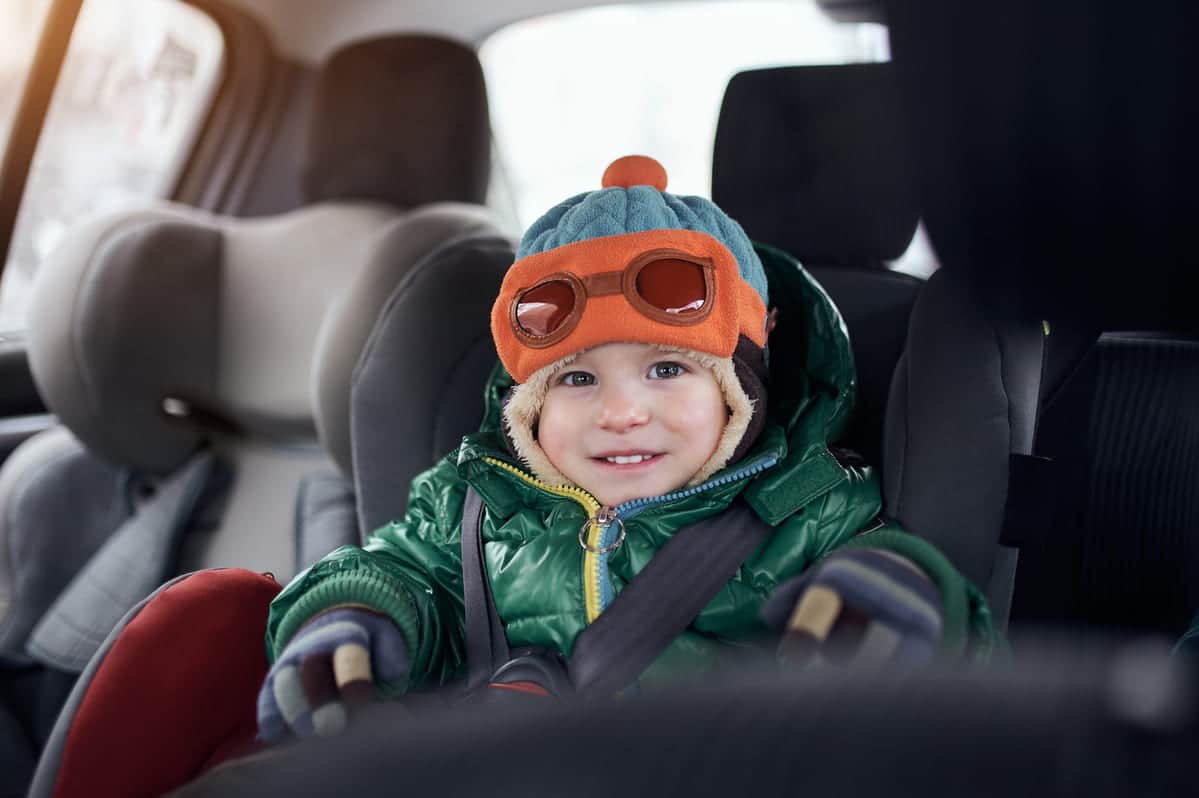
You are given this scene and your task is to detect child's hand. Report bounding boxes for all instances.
[256,606,409,742]
[761,548,943,668]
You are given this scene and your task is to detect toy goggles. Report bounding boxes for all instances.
[492,229,767,384]
[510,250,714,347]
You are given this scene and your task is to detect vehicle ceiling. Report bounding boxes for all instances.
[221,0,762,63]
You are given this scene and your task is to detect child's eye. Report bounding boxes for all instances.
[560,371,595,387]
[649,361,686,379]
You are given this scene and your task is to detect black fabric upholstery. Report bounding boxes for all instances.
[713,63,919,265]
[886,1,1199,330]
[351,234,514,533]
[806,266,921,464]
[169,651,1199,798]
[883,269,1043,598]
[0,664,73,798]
[1013,334,1199,637]
[712,62,924,462]
[302,35,490,209]
[0,675,35,798]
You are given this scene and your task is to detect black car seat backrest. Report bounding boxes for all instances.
[883,0,1199,641]
[712,63,923,463]
[0,33,496,678]
[1011,330,1199,638]
[886,268,1199,641]
[312,229,515,535]
[882,268,1045,628]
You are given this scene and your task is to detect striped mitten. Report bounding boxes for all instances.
[257,607,408,742]
[761,548,943,668]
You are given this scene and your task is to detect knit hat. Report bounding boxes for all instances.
[491,155,772,489]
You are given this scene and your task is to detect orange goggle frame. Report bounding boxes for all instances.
[491,229,767,384]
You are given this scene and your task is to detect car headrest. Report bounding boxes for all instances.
[311,219,513,532]
[310,204,506,481]
[887,1,1198,330]
[27,202,398,473]
[302,34,491,209]
[712,63,919,266]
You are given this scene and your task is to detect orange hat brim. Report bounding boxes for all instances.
[492,229,767,384]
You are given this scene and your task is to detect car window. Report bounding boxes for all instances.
[0,0,223,334]
[481,0,889,230]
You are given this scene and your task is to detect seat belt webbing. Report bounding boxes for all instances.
[568,501,772,696]
[461,486,772,697]
[461,488,510,691]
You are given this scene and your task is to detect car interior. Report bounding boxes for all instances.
[0,0,1196,795]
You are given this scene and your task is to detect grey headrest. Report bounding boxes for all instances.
[28,202,397,473]
[311,204,506,481]
[302,34,491,208]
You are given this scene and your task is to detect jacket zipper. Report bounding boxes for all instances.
[482,453,777,622]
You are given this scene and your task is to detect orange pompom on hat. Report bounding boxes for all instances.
[492,156,773,488]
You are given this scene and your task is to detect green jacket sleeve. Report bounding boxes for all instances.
[264,454,469,694]
[835,523,1001,661]
[789,465,1000,661]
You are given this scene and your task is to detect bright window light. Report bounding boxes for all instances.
[481,1,888,230]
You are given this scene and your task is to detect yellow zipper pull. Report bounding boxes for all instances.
[578,506,626,553]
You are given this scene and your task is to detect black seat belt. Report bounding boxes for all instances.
[460,486,773,698]
[461,488,511,691]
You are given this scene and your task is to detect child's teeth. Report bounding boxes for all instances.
[607,454,648,464]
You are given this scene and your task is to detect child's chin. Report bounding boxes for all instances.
[586,465,678,505]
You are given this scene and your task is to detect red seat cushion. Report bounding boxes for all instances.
[51,568,281,798]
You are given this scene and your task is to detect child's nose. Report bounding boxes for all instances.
[596,384,650,432]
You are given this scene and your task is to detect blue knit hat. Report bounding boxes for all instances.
[517,159,770,309]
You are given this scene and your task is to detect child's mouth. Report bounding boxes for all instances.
[594,452,663,467]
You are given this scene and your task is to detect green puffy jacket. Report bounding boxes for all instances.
[266,244,996,693]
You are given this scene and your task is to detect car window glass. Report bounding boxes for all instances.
[481,0,889,229]
[0,0,223,334]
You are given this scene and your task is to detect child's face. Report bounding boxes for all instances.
[538,342,727,506]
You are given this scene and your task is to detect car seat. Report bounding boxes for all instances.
[712,62,924,464]
[24,220,515,798]
[882,0,1199,640]
[0,32,498,795]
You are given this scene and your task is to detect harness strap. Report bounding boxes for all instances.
[461,486,772,697]
[461,487,509,691]
[25,451,218,673]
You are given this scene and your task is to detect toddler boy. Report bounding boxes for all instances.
[257,156,995,740]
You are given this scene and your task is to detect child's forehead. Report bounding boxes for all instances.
[571,341,666,364]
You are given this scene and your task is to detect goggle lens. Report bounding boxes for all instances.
[514,279,576,337]
[635,258,707,315]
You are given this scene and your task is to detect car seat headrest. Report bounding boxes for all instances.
[309,210,513,529]
[310,205,503,479]
[27,203,396,473]
[712,63,919,266]
[302,34,491,209]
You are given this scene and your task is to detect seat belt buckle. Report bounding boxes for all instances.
[486,646,573,700]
